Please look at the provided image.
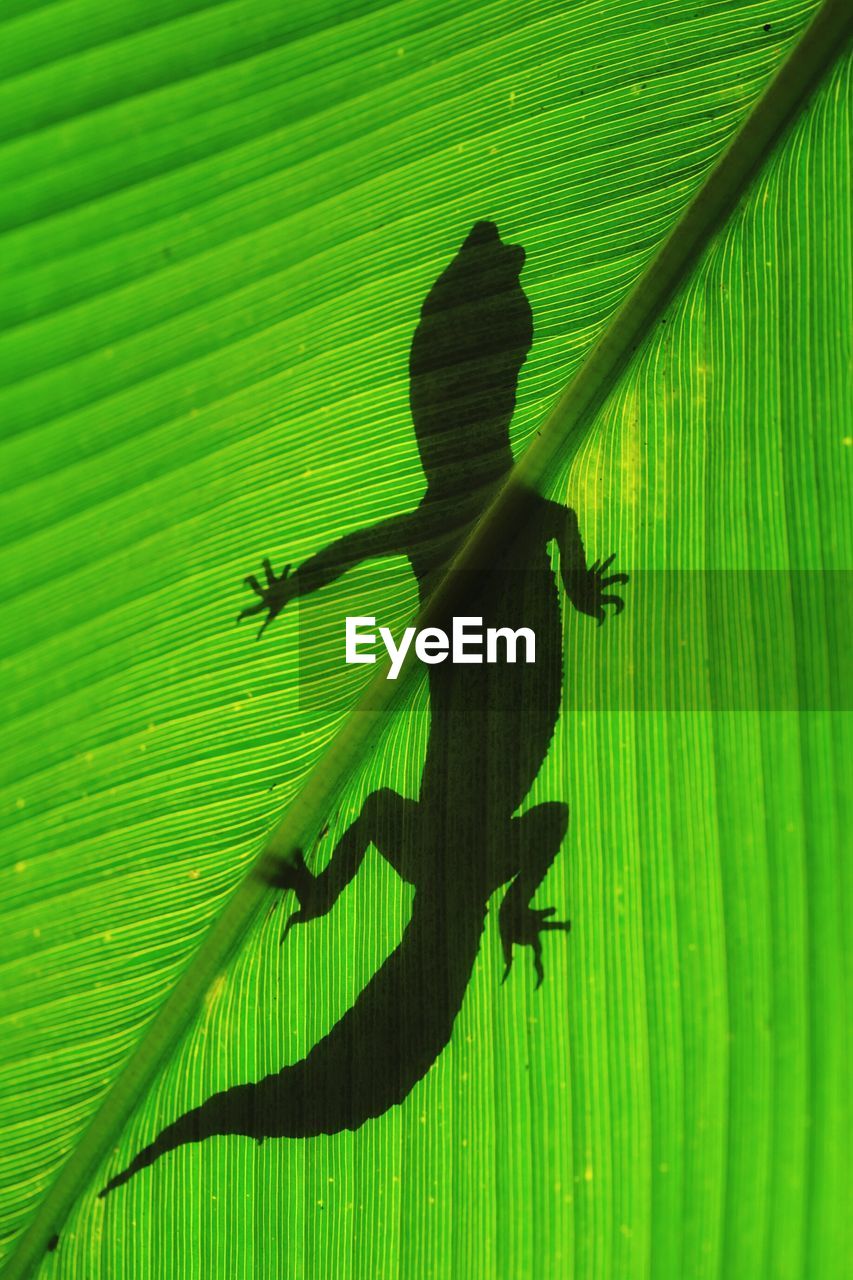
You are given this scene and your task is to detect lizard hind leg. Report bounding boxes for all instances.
[499,801,570,988]
[268,787,420,942]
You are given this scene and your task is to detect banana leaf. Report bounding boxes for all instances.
[0,1,849,1277]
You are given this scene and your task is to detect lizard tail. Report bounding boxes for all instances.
[101,889,486,1195]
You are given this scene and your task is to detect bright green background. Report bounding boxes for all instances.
[0,2,849,1277]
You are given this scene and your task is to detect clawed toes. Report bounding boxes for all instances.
[580,553,629,626]
[237,600,264,623]
[265,849,329,941]
[280,910,305,944]
[237,559,292,636]
[536,906,571,933]
[500,905,571,988]
[262,558,283,587]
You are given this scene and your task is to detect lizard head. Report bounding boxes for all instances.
[409,221,532,497]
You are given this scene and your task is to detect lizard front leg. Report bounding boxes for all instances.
[499,801,570,988]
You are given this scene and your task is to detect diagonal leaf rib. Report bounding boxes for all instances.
[2,2,850,1276]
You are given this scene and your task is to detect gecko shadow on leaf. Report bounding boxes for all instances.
[101,220,627,1195]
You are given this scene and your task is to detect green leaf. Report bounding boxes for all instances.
[0,2,849,1278]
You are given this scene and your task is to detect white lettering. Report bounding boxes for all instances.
[415,627,449,664]
[345,618,536,678]
[486,626,536,664]
[452,616,483,664]
[346,616,377,663]
[380,625,416,680]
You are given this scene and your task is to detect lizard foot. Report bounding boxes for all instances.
[500,903,571,989]
[574,553,629,626]
[265,850,328,942]
[237,557,293,638]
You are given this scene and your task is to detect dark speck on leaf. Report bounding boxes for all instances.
[763,23,772,31]
[46,1234,59,1253]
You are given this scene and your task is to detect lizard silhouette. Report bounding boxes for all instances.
[101,220,627,1194]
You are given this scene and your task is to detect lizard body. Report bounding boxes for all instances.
[102,221,626,1193]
